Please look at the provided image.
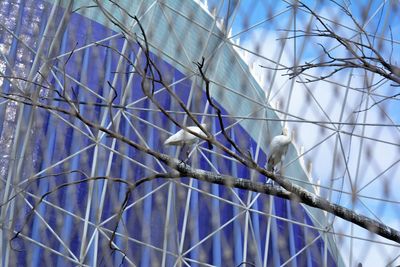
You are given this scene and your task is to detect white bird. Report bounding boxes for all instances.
[164,124,208,146]
[267,127,292,172]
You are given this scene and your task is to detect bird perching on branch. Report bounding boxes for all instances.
[164,124,208,161]
[164,124,208,146]
[267,127,292,172]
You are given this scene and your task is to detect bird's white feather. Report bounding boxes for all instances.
[267,128,291,171]
[164,124,207,146]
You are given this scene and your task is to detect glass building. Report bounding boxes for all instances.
[0,0,344,266]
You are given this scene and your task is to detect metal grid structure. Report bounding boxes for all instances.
[0,0,399,266]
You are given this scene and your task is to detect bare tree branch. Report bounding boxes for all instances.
[276,0,400,88]
[3,5,400,263]
[2,87,400,244]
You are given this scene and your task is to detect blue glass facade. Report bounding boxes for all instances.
[0,1,341,266]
